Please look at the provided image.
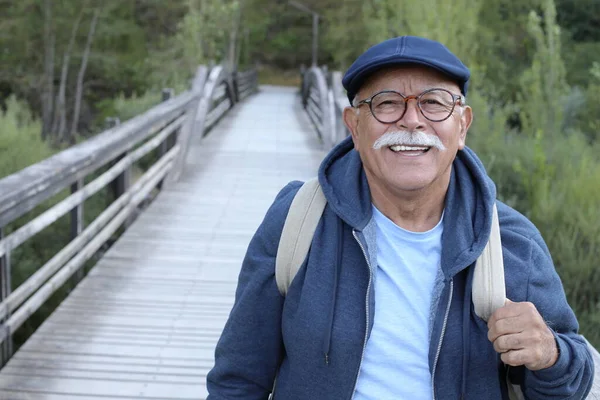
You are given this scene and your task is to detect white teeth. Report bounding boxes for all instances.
[389,145,429,152]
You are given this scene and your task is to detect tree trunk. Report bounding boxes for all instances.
[70,8,100,141]
[228,1,243,71]
[41,0,55,139]
[52,6,85,142]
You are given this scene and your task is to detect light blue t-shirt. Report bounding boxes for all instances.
[353,205,443,400]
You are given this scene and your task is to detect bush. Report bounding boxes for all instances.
[469,98,600,348]
[95,91,162,130]
[0,96,55,179]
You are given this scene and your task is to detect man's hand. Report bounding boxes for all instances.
[487,299,559,371]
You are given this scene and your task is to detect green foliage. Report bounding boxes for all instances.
[470,115,600,348]
[517,0,568,137]
[556,0,600,42]
[0,96,55,178]
[575,63,600,142]
[95,91,162,128]
[360,0,482,66]
[150,0,240,87]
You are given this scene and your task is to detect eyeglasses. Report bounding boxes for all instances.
[355,88,465,123]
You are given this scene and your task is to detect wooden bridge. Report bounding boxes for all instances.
[0,63,598,399]
[0,64,347,399]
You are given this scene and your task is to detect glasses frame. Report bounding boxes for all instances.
[355,88,466,123]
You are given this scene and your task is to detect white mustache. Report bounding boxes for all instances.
[372,130,446,151]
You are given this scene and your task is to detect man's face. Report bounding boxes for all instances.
[343,66,473,198]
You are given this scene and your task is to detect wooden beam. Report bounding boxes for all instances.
[165,66,209,184]
[70,179,85,283]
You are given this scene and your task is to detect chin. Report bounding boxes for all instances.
[387,176,433,192]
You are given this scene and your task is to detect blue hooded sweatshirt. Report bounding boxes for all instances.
[206,136,594,400]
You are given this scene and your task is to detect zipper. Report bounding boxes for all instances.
[349,229,374,400]
[431,279,454,400]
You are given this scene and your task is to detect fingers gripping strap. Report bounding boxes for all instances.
[473,203,507,321]
[276,178,327,296]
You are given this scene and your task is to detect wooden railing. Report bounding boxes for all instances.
[300,66,350,149]
[0,63,259,364]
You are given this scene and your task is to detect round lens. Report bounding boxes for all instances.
[371,92,405,123]
[418,89,455,121]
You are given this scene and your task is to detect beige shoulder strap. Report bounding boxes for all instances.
[275,178,327,296]
[472,203,506,321]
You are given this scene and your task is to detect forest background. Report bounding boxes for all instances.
[0,0,599,349]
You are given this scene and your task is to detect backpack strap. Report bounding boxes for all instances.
[275,178,507,321]
[472,203,507,321]
[275,178,327,296]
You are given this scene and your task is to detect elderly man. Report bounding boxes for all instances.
[206,36,594,399]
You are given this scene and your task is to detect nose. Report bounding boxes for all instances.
[397,99,425,131]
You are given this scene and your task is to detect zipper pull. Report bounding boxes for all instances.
[324,353,329,365]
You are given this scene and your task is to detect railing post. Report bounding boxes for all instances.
[165,65,209,185]
[106,118,131,226]
[160,89,175,156]
[331,71,349,146]
[71,179,85,284]
[158,89,174,190]
[300,64,308,107]
[0,227,12,366]
[232,70,240,104]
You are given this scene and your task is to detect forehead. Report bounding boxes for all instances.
[358,65,460,96]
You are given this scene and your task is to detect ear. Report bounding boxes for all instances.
[343,106,361,151]
[457,105,473,150]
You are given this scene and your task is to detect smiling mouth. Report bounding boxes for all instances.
[388,145,431,155]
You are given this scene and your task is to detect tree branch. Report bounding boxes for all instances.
[41,0,55,139]
[52,4,86,142]
[70,7,100,141]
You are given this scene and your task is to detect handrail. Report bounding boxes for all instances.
[0,91,196,229]
[301,66,333,147]
[236,69,259,101]
[330,71,351,146]
[300,67,349,149]
[0,63,259,363]
[203,65,237,132]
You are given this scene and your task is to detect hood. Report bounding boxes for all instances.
[317,135,497,278]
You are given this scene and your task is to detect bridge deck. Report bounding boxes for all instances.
[0,86,325,400]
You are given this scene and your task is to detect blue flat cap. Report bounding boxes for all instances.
[342,36,470,104]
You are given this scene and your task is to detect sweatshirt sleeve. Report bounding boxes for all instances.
[206,181,302,400]
[522,233,595,400]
